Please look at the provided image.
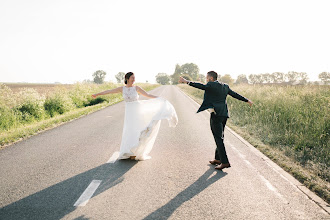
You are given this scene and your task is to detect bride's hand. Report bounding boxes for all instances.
[91,94,97,99]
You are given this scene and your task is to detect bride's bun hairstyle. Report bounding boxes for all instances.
[124,72,134,84]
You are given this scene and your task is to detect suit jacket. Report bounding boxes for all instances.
[188,80,248,117]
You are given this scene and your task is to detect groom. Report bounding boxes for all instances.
[179,71,253,170]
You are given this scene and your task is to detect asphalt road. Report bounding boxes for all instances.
[0,85,328,220]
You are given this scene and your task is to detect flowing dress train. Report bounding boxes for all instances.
[118,86,178,160]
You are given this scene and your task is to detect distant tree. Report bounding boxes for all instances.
[217,74,222,81]
[115,72,125,84]
[261,73,272,83]
[155,73,170,85]
[170,63,200,84]
[220,74,234,85]
[271,72,285,83]
[180,63,200,81]
[255,74,263,84]
[248,74,258,84]
[319,72,330,84]
[297,72,308,85]
[235,74,249,84]
[249,74,265,84]
[93,70,107,84]
[285,71,299,84]
[83,79,93,84]
[181,74,192,81]
[198,74,206,83]
[170,64,182,85]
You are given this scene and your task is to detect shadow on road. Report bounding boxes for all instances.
[143,166,227,220]
[0,160,137,220]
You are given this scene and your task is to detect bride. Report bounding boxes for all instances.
[92,72,178,161]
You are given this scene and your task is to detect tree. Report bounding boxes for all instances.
[115,72,125,84]
[220,74,234,85]
[271,72,285,83]
[155,73,170,85]
[170,63,200,84]
[248,74,263,84]
[319,72,330,84]
[181,74,192,81]
[93,70,107,84]
[170,64,182,85]
[235,74,249,84]
[261,73,272,83]
[198,74,206,83]
[248,74,258,84]
[286,71,299,84]
[297,72,308,85]
[180,63,200,81]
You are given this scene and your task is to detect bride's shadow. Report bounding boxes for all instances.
[0,159,137,220]
[143,166,227,220]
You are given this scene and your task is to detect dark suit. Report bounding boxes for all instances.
[188,80,248,164]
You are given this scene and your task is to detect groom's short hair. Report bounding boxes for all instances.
[207,71,218,81]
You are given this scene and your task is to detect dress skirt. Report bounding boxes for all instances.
[118,97,178,160]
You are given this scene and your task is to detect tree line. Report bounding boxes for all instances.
[88,66,330,85]
[155,64,329,85]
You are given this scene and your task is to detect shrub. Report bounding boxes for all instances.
[15,88,46,122]
[44,88,75,117]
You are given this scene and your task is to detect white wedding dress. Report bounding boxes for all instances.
[117,86,178,160]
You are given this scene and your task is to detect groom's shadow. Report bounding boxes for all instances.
[143,165,227,220]
[0,159,137,220]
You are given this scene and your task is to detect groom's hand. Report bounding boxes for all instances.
[179,76,188,84]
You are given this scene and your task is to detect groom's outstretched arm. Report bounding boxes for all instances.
[179,76,211,91]
[227,85,253,106]
[188,81,211,91]
[228,87,248,102]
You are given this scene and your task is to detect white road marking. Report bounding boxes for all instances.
[107,151,120,163]
[231,145,246,159]
[243,159,252,166]
[265,162,300,191]
[230,144,288,204]
[74,180,102,206]
[259,175,289,204]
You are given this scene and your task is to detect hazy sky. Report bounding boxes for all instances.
[0,0,329,83]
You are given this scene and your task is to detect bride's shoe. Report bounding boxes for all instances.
[130,156,136,160]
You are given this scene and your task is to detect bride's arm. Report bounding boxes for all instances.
[136,86,158,99]
[92,86,123,98]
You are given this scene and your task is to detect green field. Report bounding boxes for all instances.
[178,83,329,203]
[0,82,159,146]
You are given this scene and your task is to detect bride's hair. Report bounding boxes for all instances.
[124,72,134,84]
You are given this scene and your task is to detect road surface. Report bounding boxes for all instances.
[0,85,328,219]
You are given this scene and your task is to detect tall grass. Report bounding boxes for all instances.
[0,82,159,134]
[178,84,329,181]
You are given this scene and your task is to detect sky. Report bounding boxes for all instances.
[0,0,329,84]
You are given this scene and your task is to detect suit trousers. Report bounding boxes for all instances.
[210,112,229,164]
